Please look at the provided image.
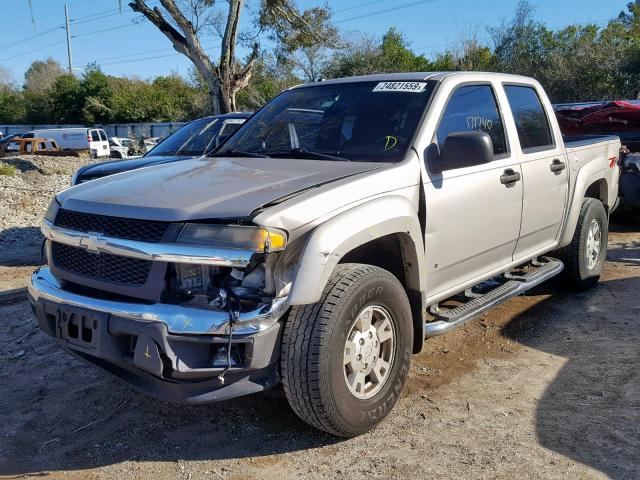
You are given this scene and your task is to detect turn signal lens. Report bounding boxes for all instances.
[177,224,287,253]
[44,198,60,223]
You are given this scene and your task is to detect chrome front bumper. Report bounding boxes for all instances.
[28,267,289,335]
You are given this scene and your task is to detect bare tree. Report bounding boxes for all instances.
[130,0,335,113]
[0,67,15,96]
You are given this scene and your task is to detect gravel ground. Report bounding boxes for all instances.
[0,154,96,267]
[0,160,638,479]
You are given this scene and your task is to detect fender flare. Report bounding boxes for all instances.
[287,195,426,306]
[559,166,609,248]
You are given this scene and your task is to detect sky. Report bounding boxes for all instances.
[0,0,633,85]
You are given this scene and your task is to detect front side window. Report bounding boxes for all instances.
[215,81,436,162]
[504,85,554,151]
[436,85,508,156]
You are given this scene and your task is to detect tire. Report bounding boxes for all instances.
[556,198,608,290]
[281,263,413,437]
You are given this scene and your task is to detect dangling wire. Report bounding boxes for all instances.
[217,287,240,384]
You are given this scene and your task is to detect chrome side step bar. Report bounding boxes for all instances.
[423,257,564,338]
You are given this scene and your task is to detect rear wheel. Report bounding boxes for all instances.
[281,264,413,437]
[557,198,608,290]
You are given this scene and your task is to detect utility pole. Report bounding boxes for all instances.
[64,4,73,73]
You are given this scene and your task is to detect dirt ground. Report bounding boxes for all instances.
[0,217,638,479]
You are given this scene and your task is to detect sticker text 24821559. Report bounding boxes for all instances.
[373,82,428,93]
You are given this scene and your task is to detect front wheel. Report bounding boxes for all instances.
[557,198,608,290]
[281,264,413,437]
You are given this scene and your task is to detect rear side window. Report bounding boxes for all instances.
[90,130,100,142]
[99,130,107,141]
[504,85,554,151]
[436,85,508,156]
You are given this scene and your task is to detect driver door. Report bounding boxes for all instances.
[423,83,523,300]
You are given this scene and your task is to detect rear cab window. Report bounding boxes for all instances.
[504,85,554,152]
[436,84,508,157]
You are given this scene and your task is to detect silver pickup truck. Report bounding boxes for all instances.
[29,72,620,437]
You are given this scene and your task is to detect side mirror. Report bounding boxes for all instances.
[438,131,494,172]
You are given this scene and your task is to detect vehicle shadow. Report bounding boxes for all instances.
[0,226,44,266]
[0,334,337,476]
[501,243,640,479]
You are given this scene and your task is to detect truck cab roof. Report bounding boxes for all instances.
[293,71,540,89]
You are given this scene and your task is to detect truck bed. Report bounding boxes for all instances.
[563,135,620,149]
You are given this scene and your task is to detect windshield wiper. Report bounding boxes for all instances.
[271,148,350,162]
[210,149,269,158]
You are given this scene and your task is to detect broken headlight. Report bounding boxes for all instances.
[177,224,287,252]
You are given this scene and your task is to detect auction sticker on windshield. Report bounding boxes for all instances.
[373,82,428,93]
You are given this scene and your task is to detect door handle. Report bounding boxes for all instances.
[500,168,521,187]
[550,159,566,174]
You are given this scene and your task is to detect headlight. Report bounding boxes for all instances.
[177,224,287,252]
[44,198,60,223]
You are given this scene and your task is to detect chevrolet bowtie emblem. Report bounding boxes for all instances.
[79,232,107,253]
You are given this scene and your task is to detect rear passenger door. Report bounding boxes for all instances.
[423,83,523,298]
[504,84,569,260]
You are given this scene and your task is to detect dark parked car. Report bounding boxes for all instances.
[555,101,640,211]
[71,113,251,185]
[0,134,21,146]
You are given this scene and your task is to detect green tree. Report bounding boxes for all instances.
[0,90,26,123]
[81,64,114,123]
[24,58,64,92]
[48,74,83,123]
[325,28,431,78]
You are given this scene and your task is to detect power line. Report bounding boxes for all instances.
[0,40,67,63]
[70,1,160,23]
[72,10,135,26]
[73,44,220,66]
[91,52,182,67]
[72,23,140,39]
[0,25,63,50]
[334,0,388,14]
[335,0,439,24]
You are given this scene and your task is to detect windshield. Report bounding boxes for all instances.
[214,80,436,162]
[147,117,224,157]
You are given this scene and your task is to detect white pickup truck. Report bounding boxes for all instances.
[30,72,620,437]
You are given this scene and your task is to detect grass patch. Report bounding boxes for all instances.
[0,164,17,176]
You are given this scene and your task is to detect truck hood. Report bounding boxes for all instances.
[58,156,386,222]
